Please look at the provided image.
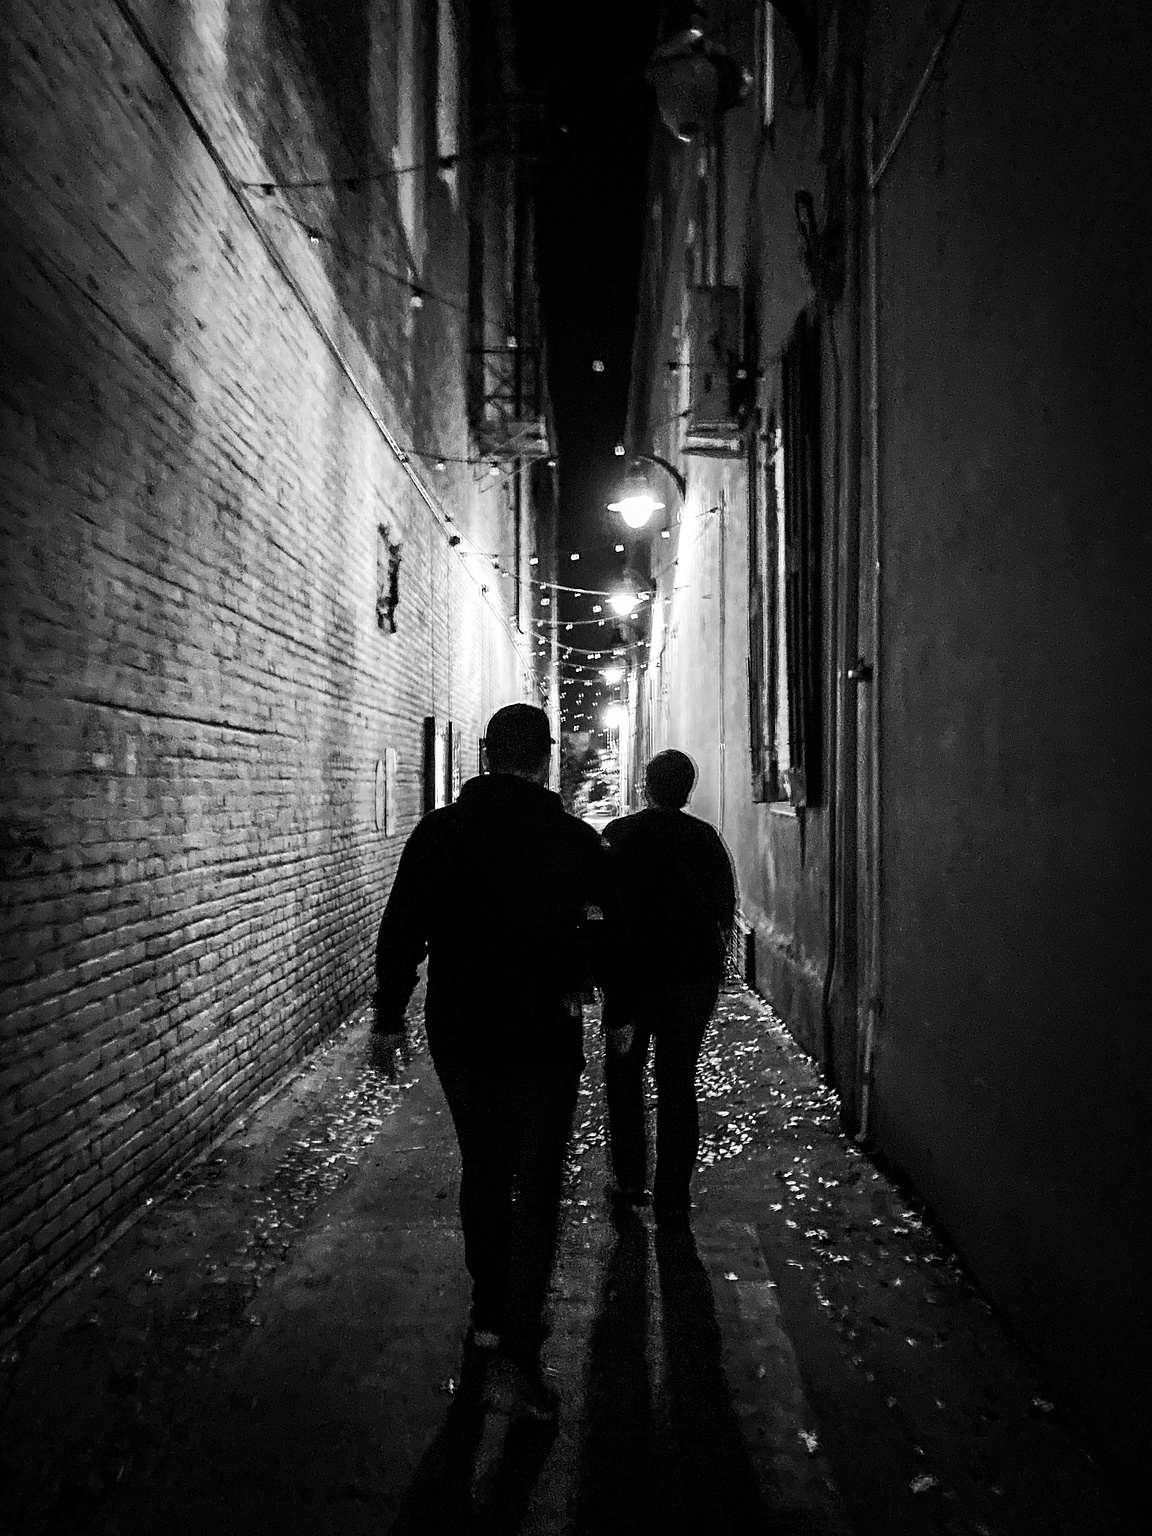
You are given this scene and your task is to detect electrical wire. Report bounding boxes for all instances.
[237,130,535,192]
[105,0,536,685]
[268,201,471,316]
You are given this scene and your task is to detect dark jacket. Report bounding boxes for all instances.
[374,773,615,1061]
[602,805,737,1008]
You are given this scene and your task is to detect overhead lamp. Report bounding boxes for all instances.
[601,664,625,684]
[604,704,627,728]
[608,451,686,528]
[645,22,752,144]
[607,591,640,617]
[608,479,664,528]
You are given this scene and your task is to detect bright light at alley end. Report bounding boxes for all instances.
[607,591,640,617]
[603,704,628,728]
[601,664,625,684]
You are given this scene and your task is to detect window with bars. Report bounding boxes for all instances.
[747,307,822,806]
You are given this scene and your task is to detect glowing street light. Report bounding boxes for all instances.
[607,591,640,617]
[603,703,628,728]
[601,664,625,684]
[608,452,686,529]
[607,481,664,528]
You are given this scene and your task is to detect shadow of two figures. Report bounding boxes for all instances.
[388,1210,770,1535]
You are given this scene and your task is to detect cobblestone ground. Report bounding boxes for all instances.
[0,988,1140,1536]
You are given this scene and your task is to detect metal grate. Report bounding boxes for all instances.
[724,912,753,987]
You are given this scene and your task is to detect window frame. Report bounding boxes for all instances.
[747,307,823,807]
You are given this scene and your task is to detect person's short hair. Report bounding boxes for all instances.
[485,704,554,774]
[645,749,696,809]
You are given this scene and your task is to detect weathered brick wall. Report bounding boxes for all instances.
[1,0,534,1318]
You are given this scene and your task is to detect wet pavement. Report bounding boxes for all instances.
[0,986,1140,1536]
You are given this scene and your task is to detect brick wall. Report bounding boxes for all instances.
[1,0,537,1318]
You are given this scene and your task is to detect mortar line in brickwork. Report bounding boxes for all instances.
[106,0,531,683]
[56,695,291,739]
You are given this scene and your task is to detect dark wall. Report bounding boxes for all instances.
[866,0,1152,1469]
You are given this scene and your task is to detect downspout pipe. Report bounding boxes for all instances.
[857,113,881,1144]
[820,50,864,1131]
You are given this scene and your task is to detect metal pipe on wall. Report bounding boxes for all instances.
[717,482,727,836]
[821,47,864,1124]
[858,114,883,1142]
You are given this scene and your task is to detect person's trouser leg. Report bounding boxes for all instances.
[651,980,719,1212]
[604,1018,652,1194]
[500,1057,581,1367]
[432,1049,512,1331]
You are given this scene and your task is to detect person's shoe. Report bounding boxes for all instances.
[482,1356,560,1422]
[605,1181,651,1208]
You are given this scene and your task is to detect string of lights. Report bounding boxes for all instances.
[533,617,619,630]
[269,200,470,316]
[555,641,647,657]
[103,0,540,692]
[237,133,525,193]
[117,0,665,703]
[551,660,628,677]
[261,209,557,478]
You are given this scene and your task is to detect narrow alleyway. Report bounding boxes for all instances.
[0,990,1137,1536]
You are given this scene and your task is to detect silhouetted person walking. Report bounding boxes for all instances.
[373,704,613,1421]
[602,750,737,1222]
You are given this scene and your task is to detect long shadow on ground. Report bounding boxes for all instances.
[570,1208,776,1535]
[386,1350,557,1536]
[654,1221,780,1531]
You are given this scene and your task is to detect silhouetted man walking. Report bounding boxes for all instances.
[372,704,612,1420]
[602,749,737,1222]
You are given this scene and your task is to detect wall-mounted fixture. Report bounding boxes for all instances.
[607,449,687,527]
[645,21,752,143]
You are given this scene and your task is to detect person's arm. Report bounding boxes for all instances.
[710,830,739,961]
[373,826,432,1038]
[596,824,638,1039]
[715,832,738,931]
